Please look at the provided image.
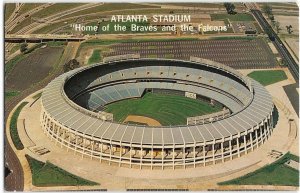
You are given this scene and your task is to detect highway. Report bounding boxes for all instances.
[5,34,86,43]
[4,138,24,191]
[250,9,299,82]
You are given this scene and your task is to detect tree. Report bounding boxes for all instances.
[224,3,236,14]
[286,25,293,34]
[20,43,28,53]
[262,4,272,16]
[63,59,80,72]
[274,21,281,34]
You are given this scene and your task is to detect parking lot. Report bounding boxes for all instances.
[104,38,278,69]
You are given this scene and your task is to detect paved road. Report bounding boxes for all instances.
[4,138,24,191]
[251,9,299,82]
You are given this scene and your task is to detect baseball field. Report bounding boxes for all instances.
[104,92,223,126]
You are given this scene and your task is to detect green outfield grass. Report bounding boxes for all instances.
[248,70,287,86]
[25,155,98,186]
[105,92,222,126]
[218,152,299,186]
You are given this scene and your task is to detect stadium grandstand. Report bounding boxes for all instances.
[41,55,275,169]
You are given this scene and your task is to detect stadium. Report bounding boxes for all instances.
[40,55,275,169]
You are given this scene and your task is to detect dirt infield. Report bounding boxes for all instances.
[123,115,161,126]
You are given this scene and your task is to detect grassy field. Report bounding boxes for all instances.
[25,155,98,186]
[5,42,58,76]
[5,3,16,22]
[5,54,29,76]
[5,91,20,101]
[211,13,255,21]
[6,44,64,91]
[32,92,42,100]
[10,102,28,150]
[10,44,21,54]
[6,44,44,76]
[218,152,299,186]
[248,70,287,86]
[105,92,222,126]
[18,3,43,15]
[64,3,160,19]
[88,49,101,64]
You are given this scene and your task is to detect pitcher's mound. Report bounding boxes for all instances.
[123,115,161,126]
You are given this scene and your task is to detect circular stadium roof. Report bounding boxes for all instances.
[41,58,273,146]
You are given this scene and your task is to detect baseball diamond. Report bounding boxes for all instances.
[40,55,275,169]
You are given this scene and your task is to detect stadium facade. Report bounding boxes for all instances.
[40,55,275,169]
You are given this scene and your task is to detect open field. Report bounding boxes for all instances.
[4,3,16,22]
[10,43,21,54]
[259,3,298,16]
[17,3,44,15]
[25,155,98,186]
[63,3,160,19]
[218,152,299,186]
[105,92,222,126]
[88,49,101,65]
[247,70,287,86]
[4,42,78,191]
[285,38,299,59]
[104,38,278,69]
[5,46,64,91]
[275,15,299,35]
[5,91,20,101]
[10,102,28,150]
